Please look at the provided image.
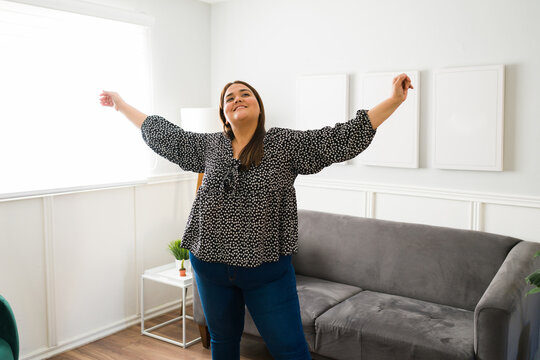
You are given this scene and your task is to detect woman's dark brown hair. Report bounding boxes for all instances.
[219,80,266,171]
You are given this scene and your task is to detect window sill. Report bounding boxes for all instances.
[0,172,197,202]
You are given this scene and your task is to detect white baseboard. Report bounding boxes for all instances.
[22,298,192,360]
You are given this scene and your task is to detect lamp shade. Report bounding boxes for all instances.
[180,107,222,133]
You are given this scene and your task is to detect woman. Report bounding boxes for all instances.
[100,74,413,360]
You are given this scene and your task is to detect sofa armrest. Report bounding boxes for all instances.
[474,241,540,360]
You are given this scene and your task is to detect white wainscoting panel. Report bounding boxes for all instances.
[135,179,197,312]
[296,184,367,217]
[52,188,137,344]
[2,172,539,359]
[483,203,540,243]
[374,193,471,229]
[0,198,49,356]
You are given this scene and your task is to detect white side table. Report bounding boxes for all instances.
[141,263,201,348]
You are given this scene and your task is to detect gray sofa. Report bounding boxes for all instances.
[193,209,540,360]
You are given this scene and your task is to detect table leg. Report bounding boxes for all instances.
[182,286,186,348]
[140,277,145,334]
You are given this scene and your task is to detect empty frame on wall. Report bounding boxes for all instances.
[434,65,504,171]
[352,71,420,168]
[296,74,349,165]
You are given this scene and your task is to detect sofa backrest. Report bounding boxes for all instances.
[293,209,521,311]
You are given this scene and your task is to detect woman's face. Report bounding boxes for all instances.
[223,83,260,128]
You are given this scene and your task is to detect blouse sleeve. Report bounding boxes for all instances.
[141,115,208,173]
[288,109,377,175]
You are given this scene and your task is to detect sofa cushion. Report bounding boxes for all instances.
[315,291,474,360]
[244,275,362,351]
[294,209,521,311]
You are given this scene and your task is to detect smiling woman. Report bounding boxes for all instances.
[101,75,412,360]
[219,81,266,169]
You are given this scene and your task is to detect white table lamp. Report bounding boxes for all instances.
[180,108,221,191]
[180,108,221,133]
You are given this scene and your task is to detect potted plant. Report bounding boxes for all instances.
[525,250,540,296]
[168,239,190,276]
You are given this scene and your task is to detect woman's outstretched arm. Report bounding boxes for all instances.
[99,90,147,129]
[367,73,413,129]
[287,73,414,175]
[99,90,208,173]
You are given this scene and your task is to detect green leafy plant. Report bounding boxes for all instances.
[525,251,540,296]
[168,239,189,269]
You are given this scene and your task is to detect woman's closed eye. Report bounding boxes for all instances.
[226,93,251,102]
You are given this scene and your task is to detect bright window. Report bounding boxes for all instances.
[0,0,154,198]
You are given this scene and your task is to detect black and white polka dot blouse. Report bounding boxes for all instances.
[141,109,376,267]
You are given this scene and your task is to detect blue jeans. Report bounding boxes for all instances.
[190,252,312,360]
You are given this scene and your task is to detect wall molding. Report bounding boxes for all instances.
[470,202,483,231]
[42,196,57,348]
[364,191,375,218]
[295,177,540,238]
[0,173,193,203]
[295,177,540,210]
[134,186,144,318]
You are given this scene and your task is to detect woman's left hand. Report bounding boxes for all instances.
[391,73,414,104]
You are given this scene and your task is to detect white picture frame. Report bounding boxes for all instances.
[352,70,420,168]
[433,65,504,171]
[295,74,349,165]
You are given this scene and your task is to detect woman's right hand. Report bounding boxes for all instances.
[100,90,147,129]
[99,90,125,111]
[390,73,413,104]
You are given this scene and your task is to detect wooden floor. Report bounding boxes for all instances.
[48,304,273,360]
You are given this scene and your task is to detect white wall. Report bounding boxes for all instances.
[210,0,540,197]
[0,0,210,358]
